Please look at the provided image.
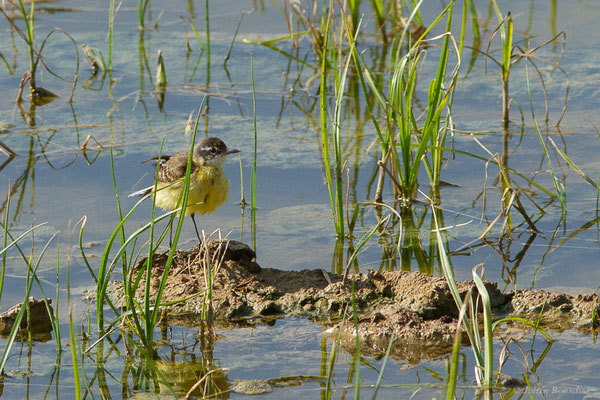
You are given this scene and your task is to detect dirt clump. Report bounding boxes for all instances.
[113,240,599,362]
[373,270,505,319]
[0,297,54,341]
[508,289,599,332]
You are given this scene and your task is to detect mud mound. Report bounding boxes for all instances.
[110,240,599,362]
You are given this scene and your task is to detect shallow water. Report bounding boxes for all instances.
[1,0,600,398]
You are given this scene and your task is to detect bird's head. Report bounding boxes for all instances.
[193,137,240,166]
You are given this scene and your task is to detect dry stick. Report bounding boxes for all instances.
[374,141,392,203]
[0,8,29,43]
[200,229,229,330]
[452,193,512,254]
[360,200,409,259]
[377,156,404,198]
[344,160,351,234]
[223,10,247,66]
[469,133,539,232]
[289,0,322,54]
[15,71,31,103]
[0,141,16,157]
[510,193,540,233]
[494,155,539,233]
[185,367,227,399]
[498,337,531,381]
[548,136,599,190]
[497,188,517,236]
[482,154,491,222]
[514,31,567,120]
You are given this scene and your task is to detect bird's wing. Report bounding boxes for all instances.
[141,154,171,164]
[157,151,196,183]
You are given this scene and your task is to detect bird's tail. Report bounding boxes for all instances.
[128,186,152,198]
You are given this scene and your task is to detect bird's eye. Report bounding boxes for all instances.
[209,147,217,153]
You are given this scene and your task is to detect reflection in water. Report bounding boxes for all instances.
[1,136,36,226]
[0,316,556,399]
[1,98,103,224]
[86,325,230,398]
[374,201,441,275]
[154,329,228,398]
[0,141,16,173]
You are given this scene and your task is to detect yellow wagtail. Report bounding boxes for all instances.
[129,136,239,242]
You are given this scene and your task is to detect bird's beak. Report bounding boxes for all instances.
[226,148,240,154]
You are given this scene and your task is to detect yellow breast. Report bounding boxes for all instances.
[154,165,230,216]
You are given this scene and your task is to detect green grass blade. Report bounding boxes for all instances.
[446,289,471,399]
[472,265,493,386]
[251,54,257,211]
[319,4,338,236]
[0,227,53,375]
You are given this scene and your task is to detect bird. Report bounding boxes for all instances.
[129,136,240,243]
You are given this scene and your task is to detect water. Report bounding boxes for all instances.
[0,0,599,397]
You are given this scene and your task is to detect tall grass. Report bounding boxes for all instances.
[430,195,552,390]
[365,0,460,202]
[318,0,371,239]
[319,2,343,237]
[138,0,150,29]
[0,183,11,305]
[250,55,257,208]
[92,103,206,354]
[248,0,461,238]
[17,0,36,91]
[490,2,513,128]
[250,54,258,249]
[324,305,348,400]
[432,198,493,386]
[198,230,228,326]
[67,221,83,400]
[0,220,55,375]
[107,0,120,70]
[204,0,211,74]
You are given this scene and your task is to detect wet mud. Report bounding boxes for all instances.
[0,297,54,341]
[107,240,599,362]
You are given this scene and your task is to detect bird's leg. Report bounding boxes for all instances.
[190,213,201,244]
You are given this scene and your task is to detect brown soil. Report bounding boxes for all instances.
[107,240,599,362]
[0,297,54,341]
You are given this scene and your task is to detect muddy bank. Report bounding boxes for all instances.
[109,240,599,361]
